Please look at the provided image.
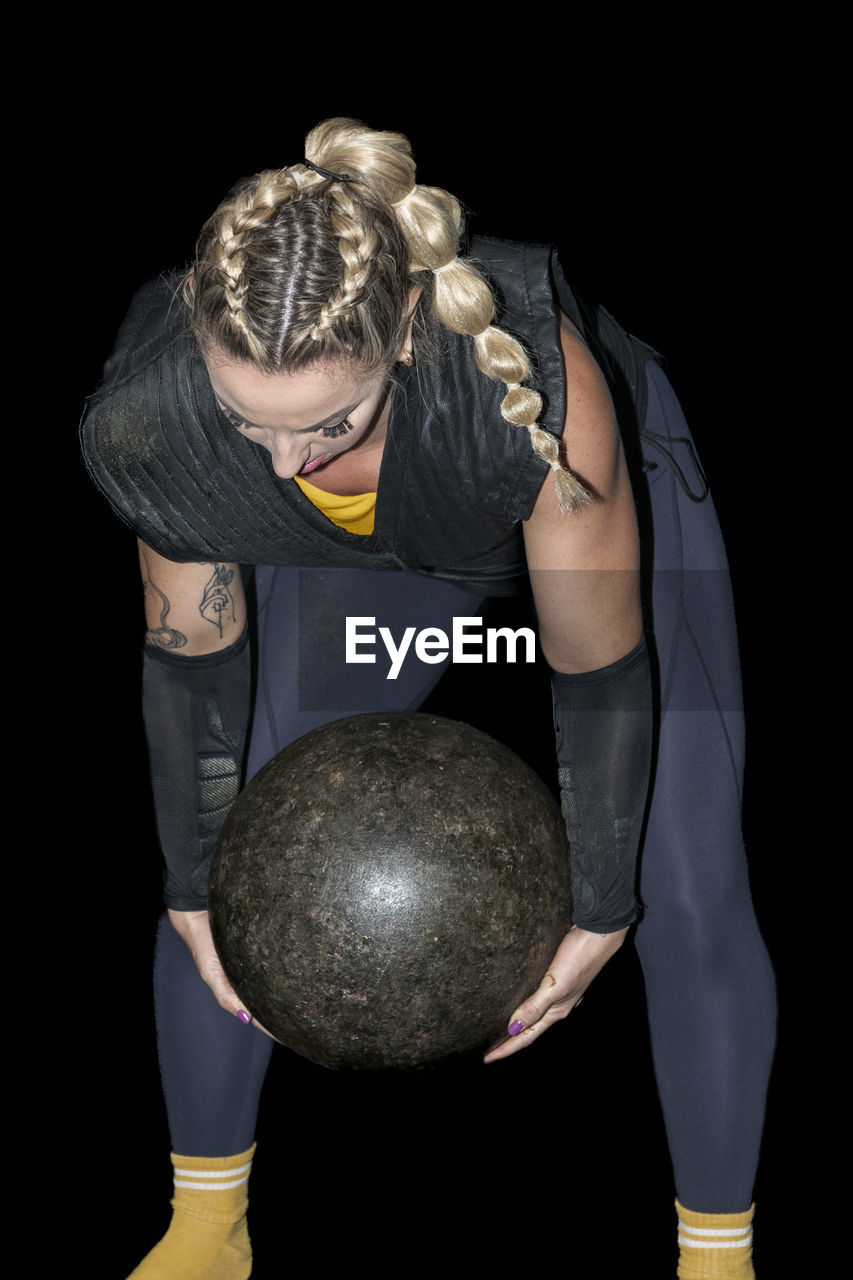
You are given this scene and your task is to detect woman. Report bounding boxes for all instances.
[81,118,775,1279]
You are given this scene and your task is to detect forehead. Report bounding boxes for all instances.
[204,346,381,430]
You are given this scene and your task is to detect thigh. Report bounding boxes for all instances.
[247,566,487,779]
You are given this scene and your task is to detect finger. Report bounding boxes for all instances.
[167,910,263,1028]
[498,925,604,1039]
[198,955,281,1042]
[194,948,250,1018]
[508,968,563,1035]
[204,965,245,1018]
[483,968,583,1065]
[250,1015,281,1044]
[483,1003,566,1063]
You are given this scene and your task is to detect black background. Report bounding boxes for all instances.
[48,57,804,1277]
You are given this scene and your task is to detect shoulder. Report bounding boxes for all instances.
[469,236,564,349]
[397,239,582,527]
[470,236,555,293]
[462,237,570,445]
[558,313,625,493]
[79,274,225,559]
[81,271,198,468]
[523,312,638,580]
[80,277,193,498]
[92,271,189,398]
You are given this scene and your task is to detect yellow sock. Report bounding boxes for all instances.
[676,1199,755,1279]
[127,1145,255,1280]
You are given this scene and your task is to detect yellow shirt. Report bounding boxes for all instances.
[293,475,376,536]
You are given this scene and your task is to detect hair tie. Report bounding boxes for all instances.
[433,258,456,275]
[473,325,491,340]
[391,185,417,207]
[303,159,352,183]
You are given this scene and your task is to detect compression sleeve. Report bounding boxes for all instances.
[551,636,652,932]
[142,628,251,911]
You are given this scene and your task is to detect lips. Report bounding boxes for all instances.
[299,455,327,475]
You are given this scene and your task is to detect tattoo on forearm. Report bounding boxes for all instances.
[199,564,237,639]
[144,579,188,650]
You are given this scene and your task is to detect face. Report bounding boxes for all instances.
[205,346,392,480]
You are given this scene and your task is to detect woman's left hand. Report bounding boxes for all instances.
[483,924,629,1062]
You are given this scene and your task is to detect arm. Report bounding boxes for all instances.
[140,541,246,659]
[485,316,650,1062]
[139,541,256,1024]
[524,315,641,671]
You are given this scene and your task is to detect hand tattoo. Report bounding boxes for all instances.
[199,564,237,639]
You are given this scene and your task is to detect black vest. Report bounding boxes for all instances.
[80,238,655,596]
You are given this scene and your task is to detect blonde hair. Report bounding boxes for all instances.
[189,118,590,511]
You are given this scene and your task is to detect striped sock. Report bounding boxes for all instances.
[127,1145,255,1279]
[676,1199,755,1279]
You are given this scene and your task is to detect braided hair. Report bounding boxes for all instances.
[189,118,591,512]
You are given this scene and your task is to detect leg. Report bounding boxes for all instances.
[155,564,487,1159]
[634,360,777,1212]
[154,914,274,1156]
[136,566,486,1276]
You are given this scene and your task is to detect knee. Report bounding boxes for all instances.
[636,866,776,1023]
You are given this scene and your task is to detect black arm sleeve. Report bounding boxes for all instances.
[551,636,652,933]
[142,627,251,911]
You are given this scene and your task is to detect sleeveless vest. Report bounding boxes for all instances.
[80,238,655,596]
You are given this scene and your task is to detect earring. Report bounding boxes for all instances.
[399,349,414,366]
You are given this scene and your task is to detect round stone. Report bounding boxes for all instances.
[209,712,571,1069]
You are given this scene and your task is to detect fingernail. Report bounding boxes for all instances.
[508,1020,524,1036]
[236,1009,251,1026]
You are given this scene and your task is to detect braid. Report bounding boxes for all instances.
[334,130,591,511]
[189,118,592,509]
[307,185,381,340]
[398,206,591,511]
[204,172,302,360]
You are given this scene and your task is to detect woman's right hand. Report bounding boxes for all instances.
[167,908,277,1040]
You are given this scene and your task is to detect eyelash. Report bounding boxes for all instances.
[219,404,354,440]
[321,417,354,439]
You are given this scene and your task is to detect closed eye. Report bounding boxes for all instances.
[217,401,355,440]
[217,402,254,433]
[320,418,354,439]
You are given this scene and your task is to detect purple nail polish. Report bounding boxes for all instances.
[508,1019,524,1036]
[236,1009,251,1025]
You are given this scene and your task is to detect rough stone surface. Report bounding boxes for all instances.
[209,712,572,1070]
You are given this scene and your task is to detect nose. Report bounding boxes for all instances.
[269,435,310,479]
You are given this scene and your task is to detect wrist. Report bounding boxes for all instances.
[568,923,630,951]
[167,907,210,933]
